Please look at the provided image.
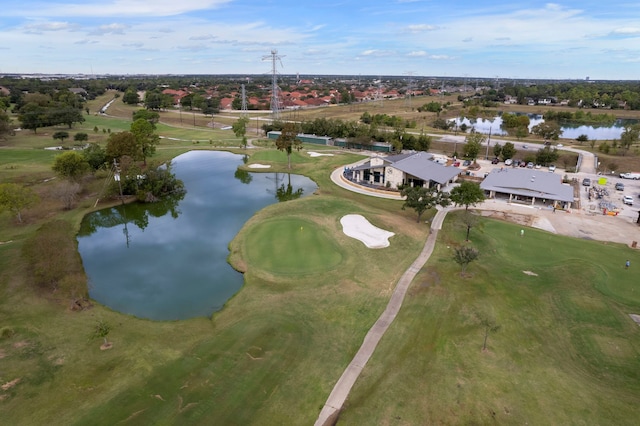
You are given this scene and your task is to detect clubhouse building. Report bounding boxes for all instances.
[346,152,461,191]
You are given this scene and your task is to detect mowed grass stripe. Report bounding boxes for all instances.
[245,217,343,275]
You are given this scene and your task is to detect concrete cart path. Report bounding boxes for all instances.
[314,207,449,426]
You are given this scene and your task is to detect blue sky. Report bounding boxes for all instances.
[1,0,639,79]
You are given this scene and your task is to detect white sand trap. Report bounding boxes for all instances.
[523,270,538,276]
[308,151,334,157]
[248,163,271,169]
[340,214,395,249]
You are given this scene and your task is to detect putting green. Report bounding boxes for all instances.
[245,217,343,275]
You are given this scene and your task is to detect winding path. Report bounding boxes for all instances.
[315,206,449,426]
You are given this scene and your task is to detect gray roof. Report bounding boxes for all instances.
[390,152,460,184]
[480,168,574,202]
[351,152,459,184]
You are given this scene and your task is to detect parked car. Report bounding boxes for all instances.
[453,161,460,167]
[620,172,640,180]
[491,157,499,164]
[505,159,513,166]
[535,164,542,169]
[623,195,634,205]
[522,145,528,149]
[549,164,556,172]
[463,160,471,166]
[527,162,534,168]
[519,161,526,167]
[615,182,625,191]
[582,178,591,186]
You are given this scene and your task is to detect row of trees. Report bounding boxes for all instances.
[16,91,86,133]
[264,117,432,153]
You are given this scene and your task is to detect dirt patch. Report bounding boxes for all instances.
[1,378,21,391]
[12,340,29,349]
[629,314,640,326]
[523,270,538,276]
[483,210,534,227]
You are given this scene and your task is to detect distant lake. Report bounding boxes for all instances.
[77,151,318,321]
[450,114,637,140]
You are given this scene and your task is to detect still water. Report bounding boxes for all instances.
[77,150,318,320]
[451,114,636,140]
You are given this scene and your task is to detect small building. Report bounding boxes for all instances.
[267,131,331,145]
[348,152,460,191]
[480,168,574,208]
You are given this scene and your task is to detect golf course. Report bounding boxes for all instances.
[1,92,640,425]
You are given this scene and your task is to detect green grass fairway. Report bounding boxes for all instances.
[337,213,640,425]
[245,217,343,275]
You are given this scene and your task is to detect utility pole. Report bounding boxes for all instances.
[485,127,492,160]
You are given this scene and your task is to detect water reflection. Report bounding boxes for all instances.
[450,113,636,140]
[77,151,317,320]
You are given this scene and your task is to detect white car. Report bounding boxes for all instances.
[623,195,634,205]
[549,164,556,172]
[505,159,513,166]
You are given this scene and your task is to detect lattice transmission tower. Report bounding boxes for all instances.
[241,84,247,116]
[262,49,284,119]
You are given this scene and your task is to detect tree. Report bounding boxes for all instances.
[416,132,431,152]
[500,142,516,161]
[91,320,112,349]
[18,102,47,133]
[52,151,90,182]
[453,245,479,274]
[49,105,85,128]
[122,88,140,105]
[232,117,249,149]
[475,311,500,351]
[106,131,138,163]
[450,181,485,211]
[276,123,302,169]
[0,183,39,223]
[531,121,563,142]
[132,109,160,128]
[130,118,159,165]
[576,134,589,144]
[52,131,70,143]
[0,109,12,139]
[463,132,485,161]
[492,143,502,158]
[51,181,81,210]
[82,143,107,170]
[74,132,89,143]
[460,210,480,242]
[400,185,451,223]
[620,124,640,156]
[535,146,559,166]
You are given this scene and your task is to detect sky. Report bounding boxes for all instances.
[1,0,639,80]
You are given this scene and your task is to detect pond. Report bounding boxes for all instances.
[77,150,318,321]
[450,114,637,140]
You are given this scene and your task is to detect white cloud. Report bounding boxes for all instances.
[23,21,78,33]
[408,50,427,57]
[404,24,438,34]
[8,0,233,18]
[88,23,130,35]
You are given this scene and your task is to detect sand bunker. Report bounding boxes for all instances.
[308,151,334,157]
[248,163,271,169]
[340,214,395,249]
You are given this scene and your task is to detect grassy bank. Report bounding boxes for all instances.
[338,212,640,424]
